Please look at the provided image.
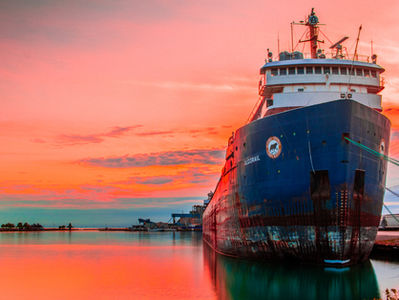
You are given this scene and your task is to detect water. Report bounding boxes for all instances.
[0,231,397,299]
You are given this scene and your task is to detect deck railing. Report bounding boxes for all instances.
[273,52,373,63]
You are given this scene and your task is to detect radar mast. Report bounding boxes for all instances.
[293,8,324,59]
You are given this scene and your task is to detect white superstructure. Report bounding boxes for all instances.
[260,59,384,113]
[248,8,385,121]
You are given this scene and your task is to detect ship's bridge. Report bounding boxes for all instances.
[258,57,384,117]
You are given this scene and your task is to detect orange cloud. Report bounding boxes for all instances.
[80,149,224,168]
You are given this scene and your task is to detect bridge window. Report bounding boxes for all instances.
[267,65,375,78]
[332,67,339,74]
[323,67,331,74]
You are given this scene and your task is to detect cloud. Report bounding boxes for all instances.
[135,130,174,137]
[81,148,225,168]
[0,192,205,210]
[188,127,219,137]
[115,166,219,187]
[174,167,219,184]
[55,125,141,145]
[55,126,224,144]
[56,134,104,145]
[135,176,174,185]
[106,126,142,137]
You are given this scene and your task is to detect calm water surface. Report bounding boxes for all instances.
[0,231,397,299]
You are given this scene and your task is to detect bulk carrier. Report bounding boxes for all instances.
[202,9,391,266]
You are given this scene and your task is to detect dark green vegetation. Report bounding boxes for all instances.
[0,222,76,231]
[0,222,43,231]
[58,223,73,230]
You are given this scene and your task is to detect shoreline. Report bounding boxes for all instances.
[370,230,399,259]
[1,228,397,258]
[0,227,201,232]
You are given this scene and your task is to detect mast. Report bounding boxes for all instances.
[306,8,320,58]
[295,8,323,59]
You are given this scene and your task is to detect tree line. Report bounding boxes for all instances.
[1,222,43,231]
[0,222,73,231]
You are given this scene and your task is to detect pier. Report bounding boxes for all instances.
[371,231,399,258]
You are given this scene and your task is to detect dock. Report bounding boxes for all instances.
[371,231,399,258]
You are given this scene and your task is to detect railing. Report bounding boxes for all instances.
[273,52,372,63]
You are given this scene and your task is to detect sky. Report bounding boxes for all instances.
[1,0,399,226]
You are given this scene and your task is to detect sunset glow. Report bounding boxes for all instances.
[1,0,399,225]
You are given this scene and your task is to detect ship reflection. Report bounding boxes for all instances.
[203,244,380,300]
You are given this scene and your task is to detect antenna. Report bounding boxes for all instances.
[277,33,280,54]
[294,8,325,58]
[290,22,294,52]
[346,25,362,98]
[371,40,373,57]
[329,36,349,58]
[330,36,349,49]
[353,25,362,61]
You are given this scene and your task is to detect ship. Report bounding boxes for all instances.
[202,9,391,266]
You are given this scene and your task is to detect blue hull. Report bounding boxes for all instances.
[203,100,391,266]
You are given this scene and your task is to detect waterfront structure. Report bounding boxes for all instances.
[380,214,399,229]
[202,9,391,266]
[171,200,209,230]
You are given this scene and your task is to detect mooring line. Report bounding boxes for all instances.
[344,136,399,221]
[344,137,399,166]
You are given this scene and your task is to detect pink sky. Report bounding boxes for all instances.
[1,0,399,221]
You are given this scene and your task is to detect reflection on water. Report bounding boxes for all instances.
[0,230,203,246]
[0,231,396,299]
[0,231,214,300]
[203,244,380,300]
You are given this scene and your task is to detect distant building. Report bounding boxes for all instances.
[380,214,399,229]
[171,194,213,230]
